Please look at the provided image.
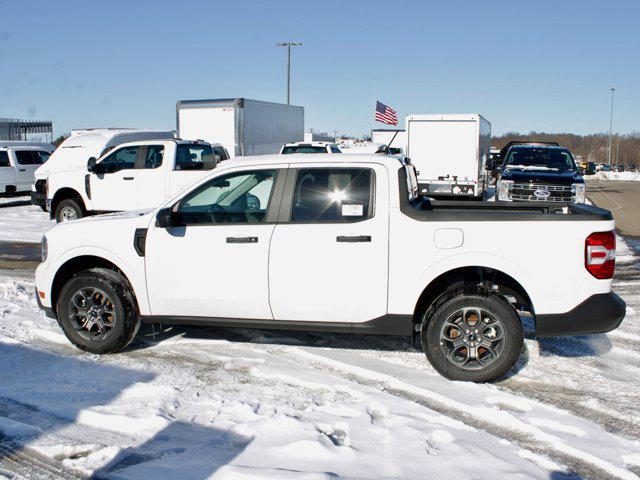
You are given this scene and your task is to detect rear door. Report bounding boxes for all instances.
[268,163,390,323]
[12,149,50,191]
[132,143,169,209]
[166,143,218,201]
[408,118,477,182]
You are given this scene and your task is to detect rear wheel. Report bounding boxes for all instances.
[422,291,523,382]
[56,269,140,354]
[55,199,83,223]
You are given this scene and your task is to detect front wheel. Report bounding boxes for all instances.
[56,269,140,354]
[422,291,523,382]
[55,199,84,223]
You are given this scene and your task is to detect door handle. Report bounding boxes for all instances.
[19,169,26,172]
[337,235,371,243]
[226,236,258,244]
[123,176,134,180]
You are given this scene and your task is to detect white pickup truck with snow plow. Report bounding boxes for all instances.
[34,154,625,381]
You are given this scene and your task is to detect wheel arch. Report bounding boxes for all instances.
[51,255,139,316]
[51,187,86,215]
[413,266,534,328]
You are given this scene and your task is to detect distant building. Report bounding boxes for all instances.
[0,118,53,142]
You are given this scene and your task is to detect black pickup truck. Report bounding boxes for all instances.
[493,142,585,203]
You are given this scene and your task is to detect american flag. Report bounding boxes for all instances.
[375,101,398,125]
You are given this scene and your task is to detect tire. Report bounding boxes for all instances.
[56,268,140,354]
[55,198,84,223]
[422,290,523,382]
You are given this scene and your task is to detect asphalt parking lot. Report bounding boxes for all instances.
[587,180,640,237]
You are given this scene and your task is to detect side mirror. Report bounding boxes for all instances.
[87,157,97,172]
[156,207,182,228]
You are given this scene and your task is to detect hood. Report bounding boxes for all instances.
[47,209,153,237]
[501,168,584,185]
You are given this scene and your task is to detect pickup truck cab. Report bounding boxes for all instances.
[496,144,586,203]
[35,154,625,382]
[280,141,342,154]
[47,139,218,222]
[0,142,54,195]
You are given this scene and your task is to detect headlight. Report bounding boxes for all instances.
[41,236,48,262]
[573,183,586,203]
[497,180,513,201]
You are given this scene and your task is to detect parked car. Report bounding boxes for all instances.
[280,141,342,154]
[32,129,175,211]
[626,164,636,172]
[600,164,612,172]
[0,141,54,197]
[585,162,597,175]
[35,154,625,382]
[46,138,218,222]
[615,164,626,172]
[496,144,585,203]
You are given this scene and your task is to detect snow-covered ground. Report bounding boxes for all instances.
[589,171,640,181]
[0,240,639,478]
[0,195,54,243]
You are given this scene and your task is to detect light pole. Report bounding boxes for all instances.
[276,42,302,105]
[608,87,615,165]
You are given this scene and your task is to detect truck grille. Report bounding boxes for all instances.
[510,183,574,203]
[34,179,47,194]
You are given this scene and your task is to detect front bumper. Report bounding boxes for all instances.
[535,292,625,337]
[31,191,46,209]
[35,287,56,319]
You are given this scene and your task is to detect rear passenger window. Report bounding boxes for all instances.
[15,150,48,165]
[142,145,164,169]
[0,152,9,167]
[175,145,217,171]
[291,168,373,223]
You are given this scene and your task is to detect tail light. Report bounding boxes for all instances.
[585,231,616,279]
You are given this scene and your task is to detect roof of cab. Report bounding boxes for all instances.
[215,153,403,171]
[60,129,175,150]
[283,141,335,147]
[0,141,55,150]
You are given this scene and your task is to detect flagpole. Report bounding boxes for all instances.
[373,78,377,135]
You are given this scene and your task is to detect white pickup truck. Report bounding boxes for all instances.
[35,154,625,382]
[45,139,219,222]
[0,141,54,195]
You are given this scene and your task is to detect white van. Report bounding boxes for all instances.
[0,142,55,196]
[32,129,175,211]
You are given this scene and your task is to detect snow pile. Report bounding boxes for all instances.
[591,171,640,181]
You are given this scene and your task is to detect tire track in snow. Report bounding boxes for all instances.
[252,342,639,480]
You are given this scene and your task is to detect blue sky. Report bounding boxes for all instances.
[0,0,638,137]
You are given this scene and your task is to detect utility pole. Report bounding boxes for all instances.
[276,42,302,104]
[608,87,615,165]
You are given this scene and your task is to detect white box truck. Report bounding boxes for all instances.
[406,114,490,198]
[176,98,304,158]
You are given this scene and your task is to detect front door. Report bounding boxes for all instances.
[145,167,283,319]
[90,145,141,211]
[268,165,390,323]
[12,149,50,191]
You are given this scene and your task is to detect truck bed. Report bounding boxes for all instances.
[407,198,613,221]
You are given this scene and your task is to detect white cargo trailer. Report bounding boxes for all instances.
[176,98,304,158]
[406,114,490,198]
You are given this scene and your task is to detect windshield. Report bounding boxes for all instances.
[505,148,576,172]
[281,145,327,154]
